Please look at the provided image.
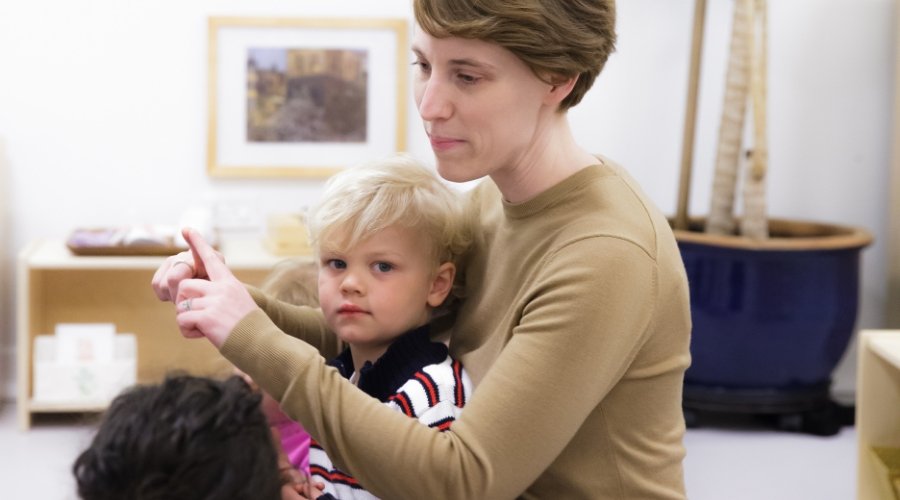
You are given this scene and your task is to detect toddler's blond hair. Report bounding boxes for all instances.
[307,154,471,270]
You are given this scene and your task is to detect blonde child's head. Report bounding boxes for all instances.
[307,154,470,276]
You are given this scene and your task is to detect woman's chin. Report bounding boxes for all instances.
[434,160,484,184]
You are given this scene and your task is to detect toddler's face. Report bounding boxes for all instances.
[317,225,448,363]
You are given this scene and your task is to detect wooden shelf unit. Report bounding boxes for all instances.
[888,0,900,327]
[856,330,900,499]
[16,237,302,430]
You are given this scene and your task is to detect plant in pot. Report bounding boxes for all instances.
[672,0,872,435]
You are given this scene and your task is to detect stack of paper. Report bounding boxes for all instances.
[33,323,136,404]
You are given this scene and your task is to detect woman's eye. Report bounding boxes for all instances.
[327,259,347,270]
[374,262,393,273]
[457,73,479,85]
[412,60,431,74]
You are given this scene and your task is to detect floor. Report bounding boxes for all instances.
[0,403,858,499]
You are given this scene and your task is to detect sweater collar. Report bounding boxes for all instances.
[502,163,607,219]
[328,324,448,402]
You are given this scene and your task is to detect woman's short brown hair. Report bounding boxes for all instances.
[413,0,616,111]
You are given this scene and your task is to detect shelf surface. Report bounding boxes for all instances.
[29,400,108,413]
[19,237,305,270]
[867,331,900,368]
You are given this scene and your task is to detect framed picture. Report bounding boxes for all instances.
[207,17,409,178]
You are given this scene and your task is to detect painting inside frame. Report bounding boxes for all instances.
[208,17,408,178]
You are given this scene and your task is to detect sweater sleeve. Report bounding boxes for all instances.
[247,286,342,359]
[386,357,472,431]
[222,236,661,499]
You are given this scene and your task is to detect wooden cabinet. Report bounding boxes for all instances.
[16,238,299,430]
[889,0,900,327]
[856,330,900,499]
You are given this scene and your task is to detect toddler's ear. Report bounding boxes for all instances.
[427,262,456,307]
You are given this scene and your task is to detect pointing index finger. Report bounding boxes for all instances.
[183,228,229,281]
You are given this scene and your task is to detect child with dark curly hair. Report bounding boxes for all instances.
[72,374,305,500]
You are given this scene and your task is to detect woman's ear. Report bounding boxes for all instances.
[427,262,456,307]
[544,74,579,107]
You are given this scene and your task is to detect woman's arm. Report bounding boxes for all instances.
[247,287,341,359]
[223,236,669,499]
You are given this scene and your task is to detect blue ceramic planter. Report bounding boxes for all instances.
[674,219,872,411]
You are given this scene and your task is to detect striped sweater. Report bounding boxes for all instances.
[309,325,472,500]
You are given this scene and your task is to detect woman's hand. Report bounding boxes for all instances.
[172,228,258,347]
[151,227,222,303]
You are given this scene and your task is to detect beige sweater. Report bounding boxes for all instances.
[223,160,692,499]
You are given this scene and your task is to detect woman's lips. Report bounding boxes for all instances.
[429,135,463,152]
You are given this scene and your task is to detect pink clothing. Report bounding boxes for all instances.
[275,419,310,473]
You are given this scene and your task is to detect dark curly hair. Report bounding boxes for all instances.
[73,374,281,500]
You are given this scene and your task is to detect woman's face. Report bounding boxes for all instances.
[411,26,555,183]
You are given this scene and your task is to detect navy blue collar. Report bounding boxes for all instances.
[328,324,448,402]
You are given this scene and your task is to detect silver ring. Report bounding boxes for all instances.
[182,298,192,311]
[172,260,196,276]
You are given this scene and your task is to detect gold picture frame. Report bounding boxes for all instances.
[207,16,409,178]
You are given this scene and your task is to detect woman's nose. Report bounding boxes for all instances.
[416,78,452,122]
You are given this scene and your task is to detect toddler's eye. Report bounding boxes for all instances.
[374,262,393,273]
[328,259,347,270]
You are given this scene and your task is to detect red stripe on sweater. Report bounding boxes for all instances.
[389,392,414,417]
[453,360,465,408]
[431,417,455,431]
[309,465,362,488]
[414,371,439,407]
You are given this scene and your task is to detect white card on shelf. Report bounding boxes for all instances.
[54,323,116,363]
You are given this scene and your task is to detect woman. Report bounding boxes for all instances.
[153,1,692,498]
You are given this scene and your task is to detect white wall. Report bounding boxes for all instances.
[0,137,10,399]
[0,0,894,400]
